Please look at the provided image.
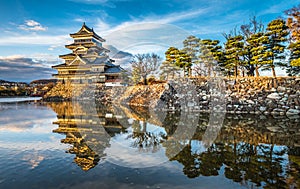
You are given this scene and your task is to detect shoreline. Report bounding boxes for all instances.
[0,97,42,104]
[42,77,300,116]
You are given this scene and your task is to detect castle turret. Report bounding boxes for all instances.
[52,23,122,86]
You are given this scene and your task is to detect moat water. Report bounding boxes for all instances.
[0,100,299,189]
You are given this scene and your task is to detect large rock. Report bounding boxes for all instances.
[267,93,281,100]
[277,86,286,92]
[286,109,300,115]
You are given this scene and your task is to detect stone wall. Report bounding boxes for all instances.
[43,77,300,116]
[120,77,300,116]
[43,82,112,102]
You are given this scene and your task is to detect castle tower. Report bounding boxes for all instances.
[52,23,122,86]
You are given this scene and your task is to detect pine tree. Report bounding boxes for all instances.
[285,5,300,76]
[247,32,272,76]
[224,35,244,78]
[182,35,200,64]
[165,47,180,64]
[198,39,223,77]
[286,41,300,76]
[182,35,200,76]
[265,19,289,77]
[175,50,192,77]
[164,47,192,77]
[240,16,265,76]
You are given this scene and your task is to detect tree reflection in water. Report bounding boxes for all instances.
[127,120,167,153]
[49,101,300,187]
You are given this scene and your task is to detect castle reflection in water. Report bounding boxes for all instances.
[48,101,300,188]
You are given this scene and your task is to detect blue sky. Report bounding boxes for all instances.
[0,0,299,82]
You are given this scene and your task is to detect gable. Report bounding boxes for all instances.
[68,56,86,66]
[73,46,88,54]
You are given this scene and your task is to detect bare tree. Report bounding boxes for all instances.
[131,53,161,85]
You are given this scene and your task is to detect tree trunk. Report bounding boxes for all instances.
[143,76,147,85]
[255,66,260,77]
[271,65,277,88]
[234,65,238,78]
[271,66,276,78]
[249,64,255,76]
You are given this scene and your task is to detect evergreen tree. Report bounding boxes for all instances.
[176,50,192,77]
[240,16,265,76]
[265,19,289,77]
[198,39,223,77]
[285,5,300,76]
[286,41,300,76]
[224,35,245,78]
[215,50,230,76]
[182,35,200,64]
[247,32,272,76]
[164,47,192,77]
[182,35,200,76]
[165,47,180,64]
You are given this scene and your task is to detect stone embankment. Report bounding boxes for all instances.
[43,77,300,116]
[118,77,300,116]
[43,82,112,102]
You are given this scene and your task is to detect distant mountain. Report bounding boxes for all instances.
[0,79,57,86]
[0,79,13,83]
[104,45,133,70]
[0,79,28,85]
[104,45,132,58]
[30,79,57,85]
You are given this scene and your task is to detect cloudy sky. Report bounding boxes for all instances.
[0,0,299,82]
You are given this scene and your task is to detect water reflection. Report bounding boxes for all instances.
[48,101,300,187]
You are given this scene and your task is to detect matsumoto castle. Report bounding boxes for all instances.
[52,23,122,86]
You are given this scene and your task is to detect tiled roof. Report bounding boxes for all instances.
[105,66,122,73]
[52,63,67,68]
[70,23,105,42]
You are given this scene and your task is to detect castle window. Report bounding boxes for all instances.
[75,39,91,43]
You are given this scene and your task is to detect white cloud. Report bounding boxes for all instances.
[148,8,209,24]
[19,20,47,31]
[0,55,58,81]
[95,18,111,32]
[95,8,208,34]
[101,23,189,56]
[74,18,85,23]
[0,54,24,59]
[25,20,40,27]
[89,8,211,56]
[0,34,69,46]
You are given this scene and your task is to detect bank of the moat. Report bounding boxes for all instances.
[43,77,300,116]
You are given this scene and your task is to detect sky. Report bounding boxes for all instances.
[0,0,299,82]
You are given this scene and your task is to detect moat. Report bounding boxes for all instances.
[0,100,299,189]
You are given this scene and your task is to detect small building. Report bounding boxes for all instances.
[52,23,122,85]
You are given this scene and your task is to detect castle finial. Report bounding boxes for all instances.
[83,22,86,26]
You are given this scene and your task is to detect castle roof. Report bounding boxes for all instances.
[105,66,122,73]
[70,22,105,42]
